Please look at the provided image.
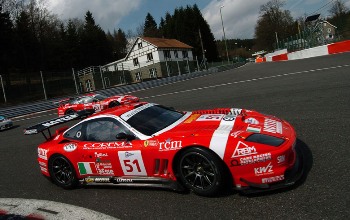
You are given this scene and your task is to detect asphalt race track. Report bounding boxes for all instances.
[1,52,349,219]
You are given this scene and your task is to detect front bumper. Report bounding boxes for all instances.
[237,143,305,194]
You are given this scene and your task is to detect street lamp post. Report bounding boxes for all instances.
[220,5,229,63]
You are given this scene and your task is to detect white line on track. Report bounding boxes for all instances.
[141,64,350,99]
[0,198,118,220]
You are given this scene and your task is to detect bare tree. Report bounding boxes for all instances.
[329,0,349,17]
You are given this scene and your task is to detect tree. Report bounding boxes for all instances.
[328,0,350,38]
[143,13,159,37]
[254,0,297,51]
[0,7,14,86]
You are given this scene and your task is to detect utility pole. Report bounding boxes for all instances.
[220,5,230,63]
[198,28,207,69]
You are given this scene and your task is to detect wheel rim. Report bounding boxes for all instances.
[51,157,74,185]
[180,152,217,190]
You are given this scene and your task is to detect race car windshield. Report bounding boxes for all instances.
[94,94,107,100]
[125,105,184,136]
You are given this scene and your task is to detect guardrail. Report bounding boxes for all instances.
[0,62,246,118]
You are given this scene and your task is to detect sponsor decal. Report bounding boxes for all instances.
[223,115,236,121]
[230,159,240,167]
[159,138,182,151]
[24,129,37,135]
[144,140,159,147]
[118,150,147,176]
[40,166,48,173]
[121,103,153,120]
[63,143,77,152]
[183,114,200,123]
[262,175,284,183]
[94,152,108,158]
[231,141,257,158]
[83,142,132,150]
[93,177,111,183]
[244,117,259,125]
[95,162,114,175]
[240,153,272,165]
[246,125,261,133]
[38,161,47,167]
[277,155,286,164]
[78,162,97,175]
[230,131,244,137]
[76,131,82,138]
[42,114,78,127]
[96,158,111,163]
[38,148,48,160]
[115,178,133,183]
[254,162,274,176]
[229,108,242,116]
[263,119,282,134]
[85,177,94,183]
[196,114,224,121]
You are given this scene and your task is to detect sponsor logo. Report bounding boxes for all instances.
[94,152,108,158]
[183,114,200,123]
[229,108,242,116]
[196,114,224,121]
[230,131,243,137]
[42,114,78,127]
[230,159,240,167]
[144,140,159,147]
[277,155,286,164]
[115,178,133,183]
[240,153,272,165]
[263,119,282,134]
[40,166,48,172]
[262,175,284,183]
[83,142,132,150]
[94,177,111,183]
[85,177,94,183]
[159,138,182,151]
[231,141,257,158]
[125,152,134,158]
[63,143,77,152]
[244,117,259,125]
[38,161,47,167]
[38,148,48,160]
[254,162,274,176]
[24,129,37,135]
[223,115,236,121]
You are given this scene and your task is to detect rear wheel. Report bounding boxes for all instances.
[176,147,226,197]
[48,155,78,189]
[108,101,120,108]
[65,109,76,115]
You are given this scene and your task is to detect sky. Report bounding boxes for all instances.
[46,0,350,39]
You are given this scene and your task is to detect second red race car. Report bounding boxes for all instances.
[25,102,305,196]
[57,93,139,116]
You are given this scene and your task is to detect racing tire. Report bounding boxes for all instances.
[65,109,76,115]
[176,147,227,197]
[108,101,120,108]
[48,154,78,189]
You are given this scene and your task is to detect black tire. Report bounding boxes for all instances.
[108,101,120,108]
[48,154,78,189]
[65,109,76,115]
[176,147,227,197]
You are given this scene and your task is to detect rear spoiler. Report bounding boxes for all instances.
[24,109,94,139]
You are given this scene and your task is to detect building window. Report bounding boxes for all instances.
[149,68,157,78]
[135,72,142,82]
[174,51,178,58]
[147,53,153,62]
[164,50,171,59]
[85,79,93,92]
[138,42,142,49]
[133,58,139,66]
[182,51,188,58]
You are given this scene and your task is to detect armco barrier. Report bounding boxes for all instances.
[264,40,350,62]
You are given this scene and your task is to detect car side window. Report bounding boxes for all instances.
[85,118,132,142]
[63,123,84,140]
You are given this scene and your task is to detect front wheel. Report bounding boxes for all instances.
[176,147,227,197]
[108,101,120,108]
[48,155,78,189]
[65,109,76,115]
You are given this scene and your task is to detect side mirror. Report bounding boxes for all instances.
[116,133,135,141]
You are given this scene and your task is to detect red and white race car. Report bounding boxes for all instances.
[57,93,139,116]
[24,102,305,196]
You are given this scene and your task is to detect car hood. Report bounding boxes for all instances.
[164,108,293,140]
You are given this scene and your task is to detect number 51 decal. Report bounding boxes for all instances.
[118,150,147,176]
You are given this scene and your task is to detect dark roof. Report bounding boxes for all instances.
[141,37,193,49]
